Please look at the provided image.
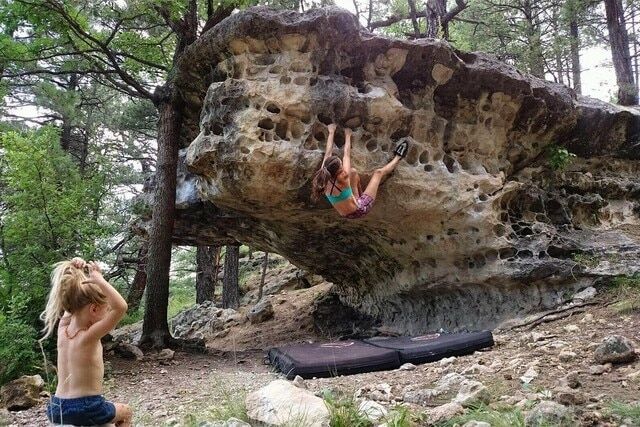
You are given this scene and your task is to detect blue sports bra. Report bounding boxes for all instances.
[325,178,353,205]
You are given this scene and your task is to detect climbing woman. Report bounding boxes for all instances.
[312,123,408,219]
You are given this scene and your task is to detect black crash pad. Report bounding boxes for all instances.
[364,331,494,364]
[267,340,401,379]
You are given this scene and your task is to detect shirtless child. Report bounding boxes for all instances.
[40,257,132,426]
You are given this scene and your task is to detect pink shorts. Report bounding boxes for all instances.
[345,194,374,219]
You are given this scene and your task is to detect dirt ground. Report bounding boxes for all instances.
[3,263,639,426]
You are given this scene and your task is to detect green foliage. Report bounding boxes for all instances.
[0,126,112,383]
[608,401,640,424]
[323,392,373,427]
[547,145,576,170]
[441,403,525,427]
[0,127,109,319]
[572,252,600,268]
[0,311,40,384]
[608,274,640,314]
[385,405,425,427]
[205,385,250,423]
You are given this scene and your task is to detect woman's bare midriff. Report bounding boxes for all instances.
[332,197,359,217]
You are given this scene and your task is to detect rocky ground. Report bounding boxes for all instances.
[2,260,639,426]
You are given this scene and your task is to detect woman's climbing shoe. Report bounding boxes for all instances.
[394,140,409,158]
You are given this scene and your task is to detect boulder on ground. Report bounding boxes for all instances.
[454,380,491,408]
[594,335,638,364]
[245,379,329,426]
[427,402,464,424]
[247,299,274,324]
[358,399,387,422]
[0,375,45,411]
[115,342,144,360]
[524,401,577,427]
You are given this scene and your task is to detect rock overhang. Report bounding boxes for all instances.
[159,6,640,332]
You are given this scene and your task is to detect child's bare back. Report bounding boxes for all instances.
[41,258,132,426]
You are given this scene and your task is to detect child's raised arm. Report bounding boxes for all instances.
[82,261,128,341]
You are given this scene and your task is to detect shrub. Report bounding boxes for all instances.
[0,312,40,384]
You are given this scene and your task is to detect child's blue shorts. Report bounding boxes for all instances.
[46,395,116,425]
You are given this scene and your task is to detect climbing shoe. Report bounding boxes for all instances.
[394,140,409,158]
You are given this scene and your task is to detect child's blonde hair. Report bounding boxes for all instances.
[39,260,107,341]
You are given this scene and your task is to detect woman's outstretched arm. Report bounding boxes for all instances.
[341,128,352,174]
[321,123,336,167]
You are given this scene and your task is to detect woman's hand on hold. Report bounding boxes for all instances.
[328,123,337,133]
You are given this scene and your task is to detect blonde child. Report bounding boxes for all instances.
[40,257,132,426]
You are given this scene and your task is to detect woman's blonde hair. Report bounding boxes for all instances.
[39,260,107,341]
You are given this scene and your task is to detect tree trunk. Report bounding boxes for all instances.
[196,245,217,303]
[407,0,421,38]
[222,245,240,309]
[523,0,544,79]
[604,0,638,105]
[426,0,447,39]
[631,2,639,89]
[258,252,269,301]
[126,242,149,312]
[139,90,180,349]
[555,51,564,84]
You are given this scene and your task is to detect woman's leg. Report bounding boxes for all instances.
[362,155,401,200]
[349,169,362,198]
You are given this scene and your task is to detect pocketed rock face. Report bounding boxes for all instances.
[164,7,640,333]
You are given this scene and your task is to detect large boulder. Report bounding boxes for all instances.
[140,7,640,333]
[0,375,44,411]
[245,379,330,426]
[594,335,638,364]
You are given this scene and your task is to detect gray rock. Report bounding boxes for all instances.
[572,287,597,301]
[525,401,577,427]
[454,380,491,408]
[439,356,457,366]
[402,388,440,404]
[436,373,467,392]
[199,419,252,427]
[559,351,577,362]
[115,342,144,360]
[560,371,581,389]
[589,363,612,375]
[594,335,638,364]
[247,299,274,324]
[520,367,538,384]
[428,402,464,424]
[462,422,491,427]
[0,408,9,419]
[554,387,585,406]
[292,375,306,389]
[0,375,44,411]
[155,348,175,360]
[359,383,393,402]
[245,379,329,426]
[358,400,387,422]
[398,363,416,371]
